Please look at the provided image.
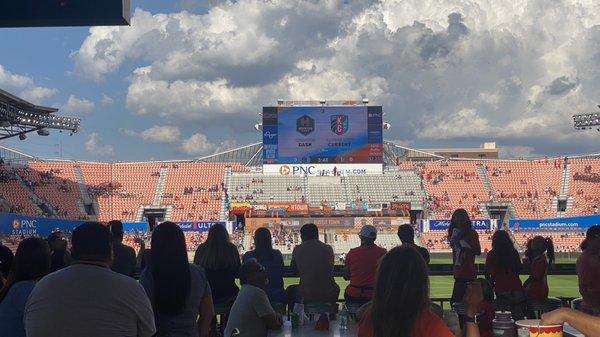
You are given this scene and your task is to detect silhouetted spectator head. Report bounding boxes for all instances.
[239,258,268,289]
[448,208,472,240]
[359,225,377,245]
[47,231,67,252]
[253,227,273,259]
[525,236,555,266]
[581,225,600,251]
[0,243,13,280]
[397,224,415,244]
[109,220,124,243]
[0,237,50,303]
[300,223,318,242]
[150,221,190,315]
[71,222,112,264]
[370,246,428,336]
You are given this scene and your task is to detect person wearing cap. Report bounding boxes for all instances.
[24,222,156,337]
[289,223,339,305]
[343,225,387,305]
[224,259,282,337]
[577,225,600,315]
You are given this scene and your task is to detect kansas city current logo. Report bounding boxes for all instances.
[330,115,349,135]
[296,115,314,136]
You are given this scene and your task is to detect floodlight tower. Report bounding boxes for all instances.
[573,106,600,132]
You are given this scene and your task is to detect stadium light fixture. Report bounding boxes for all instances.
[573,112,600,130]
[37,128,50,136]
[362,98,369,105]
[254,123,263,131]
[383,122,391,130]
[18,133,27,140]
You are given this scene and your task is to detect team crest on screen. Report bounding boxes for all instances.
[296,115,315,136]
[330,115,349,135]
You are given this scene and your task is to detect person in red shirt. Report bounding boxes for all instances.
[343,225,387,305]
[576,225,600,316]
[485,230,525,319]
[358,246,484,337]
[524,236,554,301]
[448,209,481,304]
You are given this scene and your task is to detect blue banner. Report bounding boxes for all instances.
[123,222,148,232]
[509,215,600,231]
[0,213,85,236]
[176,221,226,232]
[428,219,492,231]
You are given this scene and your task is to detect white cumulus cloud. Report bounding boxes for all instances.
[181,133,214,155]
[123,125,182,143]
[73,1,600,155]
[85,132,114,157]
[61,95,95,114]
[0,65,58,104]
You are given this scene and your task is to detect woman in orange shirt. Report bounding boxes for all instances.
[358,246,483,337]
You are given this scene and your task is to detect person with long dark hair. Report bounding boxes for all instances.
[523,236,555,300]
[140,222,214,337]
[576,225,600,315]
[448,209,481,304]
[242,228,287,304]
[194,224,241,303]
[358,246,483,337]
[0,238,50,337]
[485,230,525,319]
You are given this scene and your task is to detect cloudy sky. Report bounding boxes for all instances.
[1,0,599,161]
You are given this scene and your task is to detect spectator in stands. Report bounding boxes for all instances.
[397,224,430,264]
[289,223,339,306]
[0,238,50,337]
[577,225,600,316]
[224,259,283,337]
[358,246,484,337]
[109,220,137,277]
[46,231,71,273]
[24,222,156,337]
[0,239,13,289]
[242,228,287,304]
[523,236,555,301]
[485,230,525,320]
[194,224,241,304]
[343,225,387,305]
[448,209,481,304]
[140,222,214,337]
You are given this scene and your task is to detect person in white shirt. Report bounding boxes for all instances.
[224,259,282,337]
[24,222,156,337]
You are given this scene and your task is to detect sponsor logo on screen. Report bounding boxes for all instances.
[279,165,291,176]
[330,115,349,135]
[263,131,277,140]
[296,115,315,136]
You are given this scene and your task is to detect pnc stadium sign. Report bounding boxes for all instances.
[10,218,38,235]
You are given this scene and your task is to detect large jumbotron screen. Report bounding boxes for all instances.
[262,106,383,165]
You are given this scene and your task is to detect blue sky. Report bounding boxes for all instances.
[1,0,599,161]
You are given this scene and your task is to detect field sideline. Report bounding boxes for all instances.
[280,257,580,300]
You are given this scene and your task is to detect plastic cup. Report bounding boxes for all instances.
[515,319,563,337]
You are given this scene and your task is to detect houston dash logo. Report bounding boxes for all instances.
[330,115,349,135]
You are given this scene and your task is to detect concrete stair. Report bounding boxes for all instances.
[153,167,169,205]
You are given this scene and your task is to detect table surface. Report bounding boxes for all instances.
[268,320,358,337]
[267,319,584,337]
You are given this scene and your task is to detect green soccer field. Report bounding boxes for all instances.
[282,275,580,302]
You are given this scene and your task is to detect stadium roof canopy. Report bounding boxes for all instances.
[0,89,80,140]
[195,141,444,166]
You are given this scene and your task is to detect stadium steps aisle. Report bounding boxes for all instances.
[153,167,169,205]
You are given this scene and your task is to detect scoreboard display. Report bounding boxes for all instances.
[262,105,383,165]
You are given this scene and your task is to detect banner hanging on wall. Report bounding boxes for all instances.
[509,215,600,231]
